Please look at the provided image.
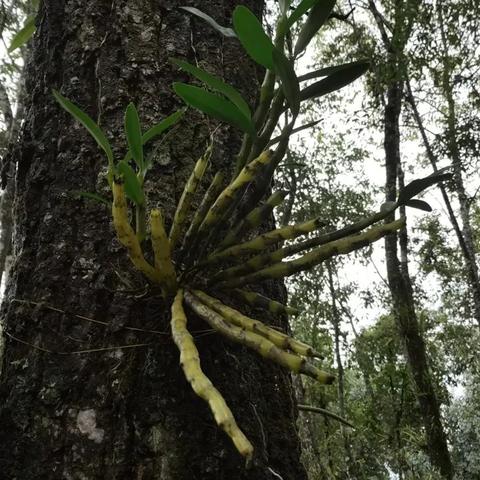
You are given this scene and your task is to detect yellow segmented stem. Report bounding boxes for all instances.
[216,190,289,251]
[150,209,177,295]
[185,291,334,384]
[180,171,224,262]
[196,150,273,238]
[217,218,405,289]
[169,144,212,250]
[111,181,162,284]
[204,216,326,266]
[171,290,254,463]
[193,290,321,358]
[211,206,397,283]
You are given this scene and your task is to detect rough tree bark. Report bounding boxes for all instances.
[0,1,307,479]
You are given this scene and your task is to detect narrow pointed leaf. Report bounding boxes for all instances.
[287,0,319,29]
[179,6,236,37]
[171,58,251,119]
[397,168,452,205]
[294,0,336,55]
[233,6,275,70]
[300,61,369,101]
[142,109,184,144]
[123,109,185,164]
[73,191,110,206]
[125,103,144,170]
[299,59,369,82]
[8,15,36,52]
[272,48,300,115]
[268,119,321,147]
[117,161,144,205]
[53,90,114,165]
[404,199,432,212]
[173,83,255,135]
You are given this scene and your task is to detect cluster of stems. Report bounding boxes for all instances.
[110,142,405,463]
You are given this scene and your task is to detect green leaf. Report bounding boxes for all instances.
[287,0,318,29]
[173,82,255,135]
[52,90,114,166]
[299,60,369,82]
[123,109,185,164]
[397,168,452,205]
[73,191,110,206]
[272,48,300,116]
[233,6,275,70]
[300,61,369,101]
[142,109,185,144]
[404,199,432,212]
[125,103,144,171]
[8,15,36,53]
[294,0,336,56]
[171,59,251,119]
[180,6,236,38]
[117,161,145,205]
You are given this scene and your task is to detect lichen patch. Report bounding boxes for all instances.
[76,409,105,443]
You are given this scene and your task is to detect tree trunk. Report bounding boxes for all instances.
[436,2,480,328]
[326,263,356,480]
[0,2,307,479]
[404,76,480,328]
[383,79,454,479]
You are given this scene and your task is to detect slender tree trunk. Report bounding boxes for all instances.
[0,2,307,479]
[436,2,480,327]
[383,78,453,479]
[326,263,357,480]
[404,77,480,328]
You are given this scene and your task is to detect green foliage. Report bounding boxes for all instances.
[117,160,144,206]
[233,6,275,70]
[173,83,255,135]
[300,61,370,101]
[287,0,321,30]
[124,103,144,171]
[171,59,252,120]
[52,90,114,175]
[272,48,300,115]
[72,191,110,206]
[8,13,35,52]
[294,0,336,55]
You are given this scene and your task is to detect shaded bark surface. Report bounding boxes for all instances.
[383,81,453,480]
[0,1,307,479]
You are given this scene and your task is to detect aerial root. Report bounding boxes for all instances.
[171,290,254,464]
[184,290,334,384]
